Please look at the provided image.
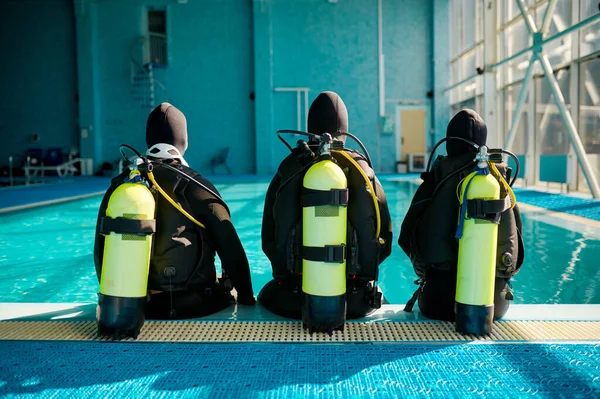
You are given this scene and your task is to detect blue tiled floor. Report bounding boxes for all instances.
[514,189,600,221]
[0,341,598,398]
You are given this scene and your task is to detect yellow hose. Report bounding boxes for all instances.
[456,172,475,202]
[456,165,516,210]
[333,150,381,239]
[147,171,206,229]
[488,162,517,209]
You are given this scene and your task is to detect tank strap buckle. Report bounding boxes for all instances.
[466,197,510,223]
[302,244,346,263]
[301,188,349,207]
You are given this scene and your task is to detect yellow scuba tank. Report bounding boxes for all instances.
[97,169,156,339]
[301,135,348,334]
[455,146,500,335]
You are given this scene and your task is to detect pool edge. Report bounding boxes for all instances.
[2,303,599,322]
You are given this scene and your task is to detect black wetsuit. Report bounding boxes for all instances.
[94,102,254,319]
[399,109,524,321]
[94,163,255,319]
[258,91,393,319]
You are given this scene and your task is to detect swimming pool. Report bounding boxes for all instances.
[0,179,599,305]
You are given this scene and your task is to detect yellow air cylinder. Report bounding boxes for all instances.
[302,157,348,334]
[455,170,500,335]
[97,180,156,339]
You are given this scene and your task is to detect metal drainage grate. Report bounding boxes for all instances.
[0,320,599,342]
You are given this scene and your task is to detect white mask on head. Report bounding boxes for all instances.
[146,143,189,166]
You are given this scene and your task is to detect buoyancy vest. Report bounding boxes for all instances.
[147,165,217,292]
[409,154,524,280]
[270,148,390,283]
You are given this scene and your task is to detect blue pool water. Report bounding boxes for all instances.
[0,180,599,305]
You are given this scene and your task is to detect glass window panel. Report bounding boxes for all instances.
[452,86,461,104]
[456,79,478,103]
[580,1,600,57]
[463,78,479,100]
[535,3,543,27]
[500,17,532,85]
[503,0,520,24]
[530,0,571,31]
[458,51,477,82]
[503,1,550,26]
[536,70,571,156]
[536,70,571,184]
[580,0,599,20]
[552,0,572,33]
[456,58,465,84]
[503,54,533,85]
[476,44,483,69]
[578,57,600,191]
[543,40,572,68]
[461,0,478,52]
[451,62,459,86]
[502,19,530,57]
[500,30,506,61]
[543,1,573,67]
[475,95,483,116]
[504,83,529,155]
[475,75,484,96]
[476,0,483,43]
[458,0,465,56]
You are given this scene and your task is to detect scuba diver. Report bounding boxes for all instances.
[399,109,525,332]
[259,91,393,331]
[94,102,255,338]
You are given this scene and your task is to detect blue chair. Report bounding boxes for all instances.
[44,148,64,166]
